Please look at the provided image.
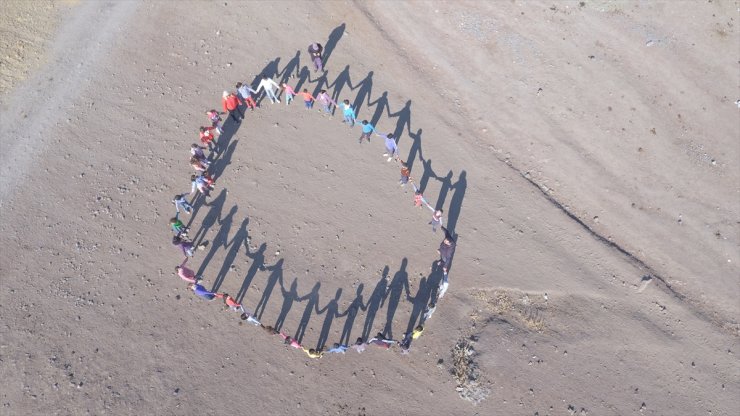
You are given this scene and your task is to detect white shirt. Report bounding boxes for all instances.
[257,78,279,93]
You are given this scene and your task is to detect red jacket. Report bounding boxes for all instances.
[222,94,243,111]
[200,126,216,144]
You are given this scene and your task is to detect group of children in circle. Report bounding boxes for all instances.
[167,44,457,358]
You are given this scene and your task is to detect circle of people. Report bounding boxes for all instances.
[168,42,457,359]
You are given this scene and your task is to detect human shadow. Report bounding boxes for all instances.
[417,157,436,194]
[426,261,447,307]
[405,128,424,173]
[196,204,237,278]
[434,170,454,211]
[211,217,250,293]
[236,242,268,303]
[390,100,412,143]
[209,139,239,181]
[447,170,466,235]
[316,288,344,349]
[361,267,389,340]
[191,189,227,247]
[383,258,410,339]
[310,69,331,100]
[294,282,321,343]
[274,276,300,332]
[294,65,311,92]
[322,23,346,69]
[254,258,284,320]
[405,275,434,335]
[339,284,365,345]
[352,71,373,118]
[329,65,353,115]
[278,50,301,86]
[368,91,389,127]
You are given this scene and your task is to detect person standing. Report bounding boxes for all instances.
[299,88,316,109]
[173,236,206,258]
[190,143,209,162]
[368,332,395,349]
[340,99,356,127]
[187,282,219,300]
[236,82,258,111]
[315,89,336,114]
[175,259,201,284]
[308,43,323,72]
[199,126,219,153]
[377,132,399,162]
[189,156,208,173]
[429,209,444,232]
[411,183,433,210]
[358,120,375,144]
[205,109,223,134]
[170,213,189,237]
[280,82,297,105]
[326,343,349,354]
[256,76,281,104]
[351,337,367,353]
[222,90,244,122]
[240,311,262,326]
[437,226,456,276]
[172,193,193,214]
[303,348,324,359]
[399,160,411,186]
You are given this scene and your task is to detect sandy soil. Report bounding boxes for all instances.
[0,1,738,415]
[0,0,68,97]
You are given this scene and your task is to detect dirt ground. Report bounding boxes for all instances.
[0,1,738,415]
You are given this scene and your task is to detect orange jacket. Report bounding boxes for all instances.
[222,94,243,111]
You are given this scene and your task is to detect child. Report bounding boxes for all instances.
[368,332,395,349]
[221,293,243,312]
[188,282,219,300]
[175,259,200,284]
[303,347,323,359]
[411,183,433,210]
[423,301,437,321]
[437,226,456,277]
[351,337,367,353]
[299,88,315,109]
[281,82,297,105]
[326,343,348,354]
[189,156,208,173]
[240,311,262,326]
[190,143,209,162]
[200,171,216,189]
[399,161,411,186]
[205,109,223,134]
[315,89,336,114]
[199,126,218,153]
[190,174,211,197]
[172,194,193,214]
[358,120,375,144]
[279,333,303,349]
[169,213,189,237]
[378,132,399,162]
[340,99,356,126]
[261,325,279,335]
[256,75,281,104]
[236,82,257,110]
[173,235,205,257]
[429,209,444,232]
[222,90,244,122]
